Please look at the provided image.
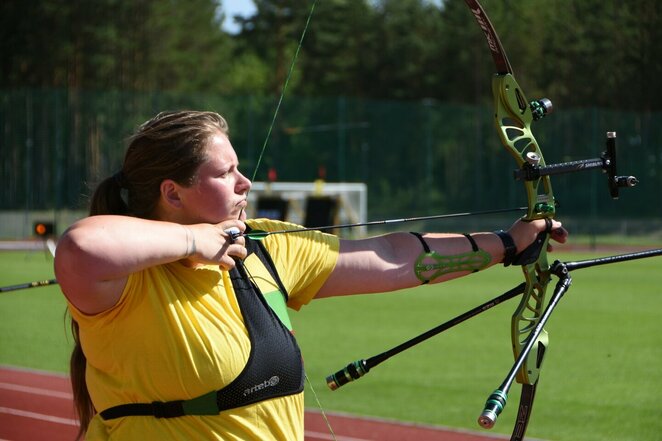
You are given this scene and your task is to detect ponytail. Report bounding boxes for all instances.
[69,176,126,436]
[89,175,129,216]
[70,320,95,439]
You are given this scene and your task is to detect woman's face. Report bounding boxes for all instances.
[177,132,251,224]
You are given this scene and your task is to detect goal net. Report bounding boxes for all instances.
[246,181,368,238]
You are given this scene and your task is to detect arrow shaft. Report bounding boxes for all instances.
[248,206,526,239]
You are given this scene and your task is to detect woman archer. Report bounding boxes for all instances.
[54,110,567,440]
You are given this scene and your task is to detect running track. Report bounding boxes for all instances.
[0,365,512,441]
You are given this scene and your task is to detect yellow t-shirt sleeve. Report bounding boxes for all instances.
[246,219,339,310]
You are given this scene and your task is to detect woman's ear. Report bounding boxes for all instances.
[160,179,183,209]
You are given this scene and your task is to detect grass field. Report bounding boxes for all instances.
[1,247,661,441]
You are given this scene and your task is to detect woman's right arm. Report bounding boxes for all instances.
[54,215,246,315]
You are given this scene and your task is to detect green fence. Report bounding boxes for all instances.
[2,88,661,238]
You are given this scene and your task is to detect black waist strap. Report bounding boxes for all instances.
[100,390,219,419]
[101,400,185,420]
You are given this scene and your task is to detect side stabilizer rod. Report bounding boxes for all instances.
[478,272,572,429]
[326,283,526,390]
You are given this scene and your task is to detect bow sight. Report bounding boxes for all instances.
[517,94,637,199]
[514,128,638,199]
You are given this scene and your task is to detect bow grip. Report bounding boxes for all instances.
[508,219,552,267]
[511,230,547,266]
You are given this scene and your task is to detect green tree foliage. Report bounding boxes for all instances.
[231,0,313,95]
[539,0,662,110]
[3,1,662,221]
[2,0,662,110]
[296,0,377,97]
[0,0,236,93]
[143,0,234,93]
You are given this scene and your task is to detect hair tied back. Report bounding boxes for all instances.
[113,170,127,188]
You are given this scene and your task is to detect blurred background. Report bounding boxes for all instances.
[2,0,662,242]
[3,3,662,440]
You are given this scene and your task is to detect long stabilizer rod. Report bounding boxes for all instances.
[561,247,662,272]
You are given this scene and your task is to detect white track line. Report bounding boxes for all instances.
[0,407,78,426]
[304,430,371,441]
[0,382,72,400]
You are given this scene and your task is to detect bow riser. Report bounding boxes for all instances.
[511,263,550,384]
[493,74,556,220]
[493,73,555,386]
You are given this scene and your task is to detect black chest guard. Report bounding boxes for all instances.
[100,238,304,420]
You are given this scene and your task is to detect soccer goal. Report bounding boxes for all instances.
[246,181,368,237]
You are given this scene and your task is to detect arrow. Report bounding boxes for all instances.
[244,206,527,240]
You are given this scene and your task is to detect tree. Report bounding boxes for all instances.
[0,0,235,93]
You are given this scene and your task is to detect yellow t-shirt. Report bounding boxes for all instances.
[68,219,339,440]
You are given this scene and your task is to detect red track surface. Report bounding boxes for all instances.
[0,365,510,441]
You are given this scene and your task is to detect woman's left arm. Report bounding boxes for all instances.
[316,218,567,298]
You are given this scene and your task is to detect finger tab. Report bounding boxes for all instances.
[224,227,242,243]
